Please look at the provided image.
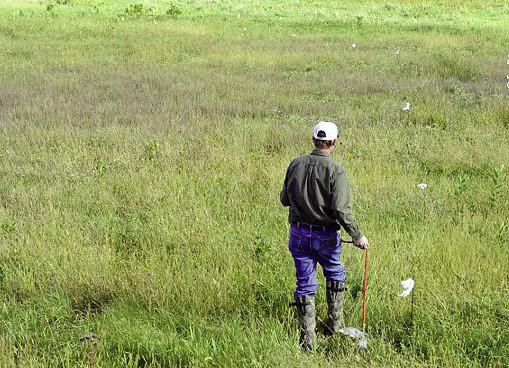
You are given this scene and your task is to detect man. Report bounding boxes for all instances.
[280,121,369,351]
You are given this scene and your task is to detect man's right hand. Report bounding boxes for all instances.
[354,235,369,250]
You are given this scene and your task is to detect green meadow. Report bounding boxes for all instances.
[0,0,508,366]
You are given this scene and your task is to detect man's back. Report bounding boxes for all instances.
[281,149,361,241]
[281,149,341,228]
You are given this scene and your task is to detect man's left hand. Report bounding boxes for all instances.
[354,235,369,250]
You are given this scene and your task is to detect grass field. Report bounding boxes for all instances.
[1,0,508,366]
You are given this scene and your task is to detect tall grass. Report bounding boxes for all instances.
[0,1,508,366]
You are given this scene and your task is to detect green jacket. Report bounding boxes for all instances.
[280,149,363,241]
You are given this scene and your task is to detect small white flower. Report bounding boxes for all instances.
[417,183,428,189]
[352,43,356,48]
[358,337,368,349]
[399,278,414,297]
[395,49,400,55]
[291,33,296,37]
[242,27,247,31]
[402,102,410,111]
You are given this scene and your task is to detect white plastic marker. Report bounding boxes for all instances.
[417,183,428,189]
[339,327,367,349]
[399,278,414,297]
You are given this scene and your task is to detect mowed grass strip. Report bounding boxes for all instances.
[0,1,508,367]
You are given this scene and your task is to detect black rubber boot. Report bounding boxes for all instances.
[325,280,346,336]
[291,294,316,351]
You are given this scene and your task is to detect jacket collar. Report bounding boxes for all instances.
[310,148,331,158]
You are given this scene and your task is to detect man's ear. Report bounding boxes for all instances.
[332,139,337,146]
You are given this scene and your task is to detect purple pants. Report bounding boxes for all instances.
[288,224,346,296]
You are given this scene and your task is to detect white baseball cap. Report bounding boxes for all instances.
[313,121,338,140]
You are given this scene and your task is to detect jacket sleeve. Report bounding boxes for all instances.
[280,166,291,207]
[330,167,363,241]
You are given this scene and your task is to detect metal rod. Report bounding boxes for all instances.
[361,249,368,331]
[342,238,368,331]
